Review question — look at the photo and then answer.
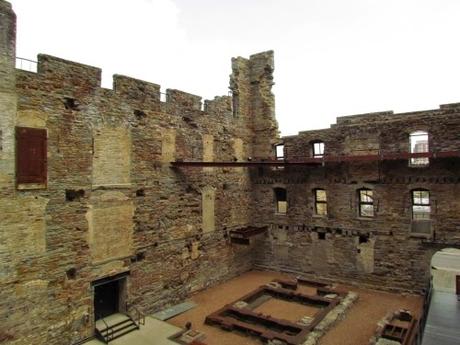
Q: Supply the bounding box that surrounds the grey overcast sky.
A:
[9,0,460,136]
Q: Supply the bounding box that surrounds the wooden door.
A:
[94,280,119,320]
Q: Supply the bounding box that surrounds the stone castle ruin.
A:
[1,1,459,344]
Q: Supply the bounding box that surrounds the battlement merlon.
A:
[204,96,232,116]
[37,54,101,93]
[166,89,202,111]
[336,111,395,126]
[15,52,232,112]
[113,74,160,102]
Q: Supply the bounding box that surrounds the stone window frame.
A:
[313,188,328,217]
[274,186,287,215]
[411,189,431,221]
[275,143,285,161]
[408,130,430,167]
[357,188,374,218]
[311,140,325,158]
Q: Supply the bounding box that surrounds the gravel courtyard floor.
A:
[168,270,423,345]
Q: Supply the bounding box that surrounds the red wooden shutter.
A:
[16,127,47,184]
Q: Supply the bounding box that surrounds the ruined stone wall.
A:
[230,51,279,159]
[251,107,460,292]
[0,2,278,343]
[0,0,16,194]
[3,1,460,344]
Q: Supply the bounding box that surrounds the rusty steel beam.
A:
[171,151,460,168]
[171,161,321,167]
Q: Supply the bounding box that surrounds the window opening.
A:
[412,190,430,220]
[274,188,287,214]
[409,131,429,166]
[276,144,284,161]
[312,141,325,158]
[314,189,327,216]
[358,189,374,217]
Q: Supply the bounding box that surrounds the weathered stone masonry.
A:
[0,1,277,344]
[1,1,460,344]
[251,108,460,292]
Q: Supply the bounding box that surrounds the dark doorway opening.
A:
[94,280,119,320]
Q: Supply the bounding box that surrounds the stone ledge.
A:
[301,291,359,345]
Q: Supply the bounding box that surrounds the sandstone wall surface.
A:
[0,3,277,341]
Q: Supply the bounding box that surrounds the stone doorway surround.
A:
[91,272,129,322]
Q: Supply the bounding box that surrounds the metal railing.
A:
[96,317,113,344]
[126,302,145,327]
[15,57,37,73]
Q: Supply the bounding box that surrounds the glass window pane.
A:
[360,204,374,217]
[316,189,327,202]
[360,190,373,203]
[413,205,430,220]
[277,201,287,214]
[420,191,430,205]
[411,157,429,166]
[410,132,429,153]
[412,190,430,205]
[316,203,327,216]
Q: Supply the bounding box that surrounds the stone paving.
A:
[86,316,181,345]
[422,291,460,345]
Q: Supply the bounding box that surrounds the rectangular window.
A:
[358,189,374,217]
[312,141,325,158]
[16,127,47,185]
[314,189,327,216]
[274,188,287,214]
[412,190,430,220]
[409,131,429,166]
[275,144,284,161]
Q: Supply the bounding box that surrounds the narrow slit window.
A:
[412,190,430,220]
[312,141,325,158]
[409,131,429,166]
[274,187,287,214]
[275,144,284,161]
[232,92,239,117]
[314,189,327,216]
[358,189,374,218]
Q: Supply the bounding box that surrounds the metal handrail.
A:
[126,302,145,326]
[99,317,113,343]
[15,57,37,72]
